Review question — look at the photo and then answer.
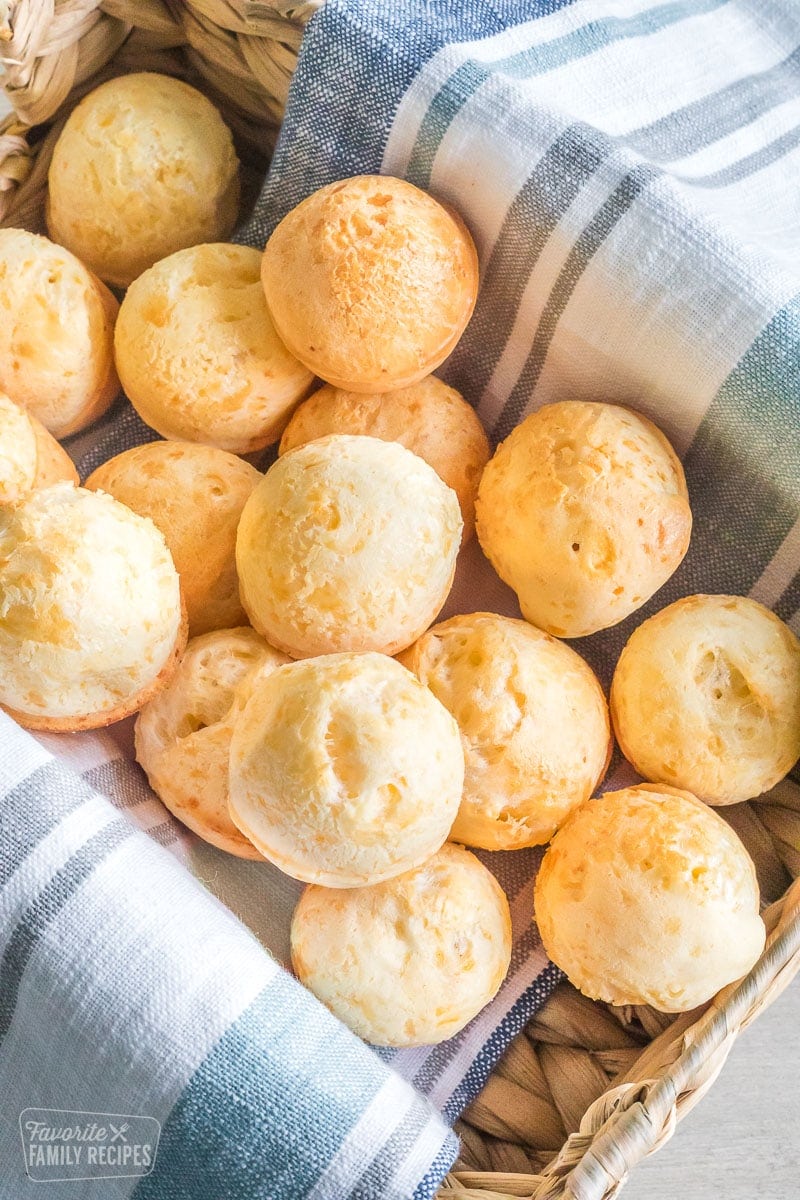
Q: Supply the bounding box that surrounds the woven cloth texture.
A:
[2,0,800,1197]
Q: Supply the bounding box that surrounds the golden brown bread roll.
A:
[47,73,240,288]
[0,392,78,504]
[30,415,80,491]
[611,594,800,804]
[0,392,38,504]
[279,377,490,542]
[135,627,291,857]
[0,228,119,437]
[534,784,766,1011]
[476,401,692,637]
[291,844,512,1045]
[86,441,262,636]
[0,485,186,731]
[261,175,479,392]
[236,434,462,658]
[114,244,314,454]
[228,652,464,886]
[399,612,611,848]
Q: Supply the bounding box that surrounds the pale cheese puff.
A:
[0,228,119,437]
[0,485,185,730]
[114,244,314,454]
[399,612,611,849]
[0,392,78,505]
[476,401,692,637]
[228,652,464,887]
[47,73,240,288]
[292,844,512,1046]
[611,594,800,804]
[135,627,291,858]
[86,441,261,636]
[534,784,765,1012]
[236,435,462,659]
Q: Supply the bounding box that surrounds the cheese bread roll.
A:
[47,73,240,287]
[0,486,185,730]
[135,627,290,857]
[261,175,478,392]
[292,844,512,1045]
[229,652,464,886]
[535,784,765,1011]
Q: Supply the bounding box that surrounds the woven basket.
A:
[2,4,800,1198]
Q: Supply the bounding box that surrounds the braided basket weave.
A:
[2,4,800,1198]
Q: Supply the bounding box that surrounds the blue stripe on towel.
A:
[0,762,92,886]
[678,296,800,594]
[569,297,800,687]
[132,975,455,1200]
[236,0,576,248]
[0,819,136,1044]
[407,0,730,188]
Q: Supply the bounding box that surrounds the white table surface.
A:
[625,978,800,1200]
[2,91,798,1200]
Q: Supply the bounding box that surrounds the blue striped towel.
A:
[3,0,800,1196]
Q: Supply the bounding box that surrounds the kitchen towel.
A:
[3,0,800,1197]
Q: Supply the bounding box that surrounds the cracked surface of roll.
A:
[278,377,490,542]
[0,392,78,504]
[291,844,512,1046]
[236,434,462,658]
[534,784,766,1012]
[114,243,314,454]
[261,175,479,392]
[229,652,465,887]
[611,594,800,804]
[476,401,692,637]
[86,441,261,636]
[399,612,611,849]
[0,485,185,730]
[136,627,290,858]
[47,73,240,288]
[0,229,119,437]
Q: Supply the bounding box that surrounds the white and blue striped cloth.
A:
[3,0,800,1196]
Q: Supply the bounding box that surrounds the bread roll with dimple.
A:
[0,228,119,437]
[292,844,512,1046]
[114,244,314,454]
[534,785,766,1011]
[228,652,465,887]
[47,73,240,288]
[611,594,800,804]
[0,485,185,730]
[399,613,611,849]
[86,441,261,636]
[476,401,692,637]
[261,175,479,392]
[135,628,290,857]
[0,393,77,504]
[236,435,462,658]
[279,377,490,542]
